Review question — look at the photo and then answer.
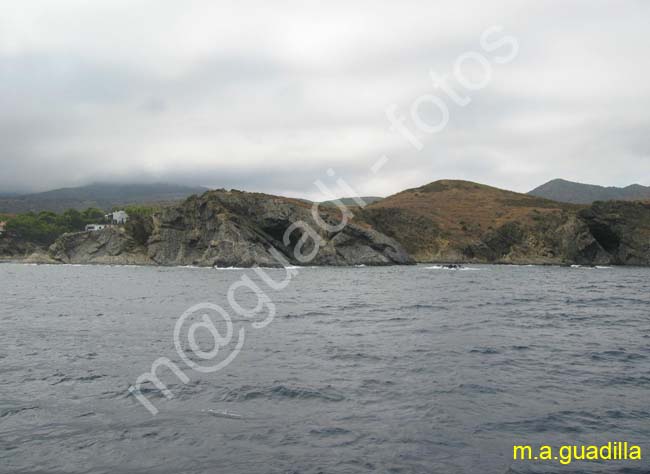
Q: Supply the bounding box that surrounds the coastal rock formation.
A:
[144,190,412,266]
[12,180,650,267]
[461,213,612,265]
[359,180,650,265]
[49,226,153,265]
[0,236,41,261]
[578,201,650,265]
[47,190,413,267]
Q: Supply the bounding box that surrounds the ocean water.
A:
[0,263,649,474]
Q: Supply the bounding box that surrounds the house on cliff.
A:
[105,210,129,224]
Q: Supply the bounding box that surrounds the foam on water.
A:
[425,265,481,271]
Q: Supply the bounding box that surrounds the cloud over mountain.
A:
[1,0,649,197]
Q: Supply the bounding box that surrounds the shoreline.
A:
[1,258,647,269]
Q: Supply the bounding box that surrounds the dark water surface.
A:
[1,263,649,473]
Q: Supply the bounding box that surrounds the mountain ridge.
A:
[0,182,209,213]
[528,178,650,204]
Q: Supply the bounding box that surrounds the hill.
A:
[0,183,208,213]
[320,196,383,207]
[358,180,650,265]
[529,178,650,204]
[4,180,650,266]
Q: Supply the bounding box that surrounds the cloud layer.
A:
[1,0,649,199]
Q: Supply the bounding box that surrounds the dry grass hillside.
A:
[358,180,582,261]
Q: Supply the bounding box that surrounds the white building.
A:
[105,210,129,224]
[85,224,106,232]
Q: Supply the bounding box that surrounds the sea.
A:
[1,263,648,474]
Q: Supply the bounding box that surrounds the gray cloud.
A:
[0,0,648,196]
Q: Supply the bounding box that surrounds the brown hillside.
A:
[358,180,582,262]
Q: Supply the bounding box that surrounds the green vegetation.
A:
[3,208,107,245]
[121,205,157,219]
[1,205,161,246]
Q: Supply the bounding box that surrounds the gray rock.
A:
[48,190,413,267]
[49,227,153,265]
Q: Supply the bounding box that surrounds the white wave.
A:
[571,264,608,270]
[425,265,480,271]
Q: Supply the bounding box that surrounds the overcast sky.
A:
[1,0,648,199]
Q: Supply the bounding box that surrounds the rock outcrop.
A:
[49,226,153,265]
[577,201,650,265]
[47,190,413,267]
[460,203,650,265]
[0,236,41,261]
[461,212,613,265]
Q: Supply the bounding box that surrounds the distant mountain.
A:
[529,179,650,204]
[0,183,209,213]
[320,196,383,207]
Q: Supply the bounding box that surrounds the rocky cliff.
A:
[48,227,152,265]
[46,190,413,267]
[577,201,650,265]
[11,181,650,267]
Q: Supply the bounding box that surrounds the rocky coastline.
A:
[8,190,413,267]
[2,183,649,267]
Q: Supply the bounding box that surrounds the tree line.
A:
[1,205,157,245]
